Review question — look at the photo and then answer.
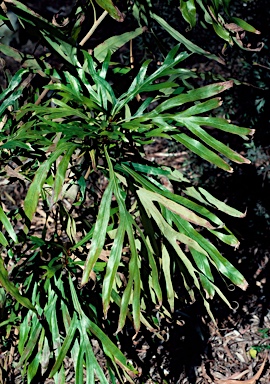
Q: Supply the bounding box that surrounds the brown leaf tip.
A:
[220,80,234,91]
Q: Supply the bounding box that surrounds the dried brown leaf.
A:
[214,357,267,384]
[225,23,244,33]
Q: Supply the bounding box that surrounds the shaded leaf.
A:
[0,258,37,313]
[53,144,78,203]
[180,0,196,28]
[24,143,73,221]
[49,314,78,377]
[152,13,225,64]
[231,17,261,34]
[0,206,18,243]
[94,0,124,21]
[81,181,113,285]
[94,27,146,62]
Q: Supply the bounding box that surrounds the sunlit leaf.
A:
[174,133,233,172]
[137,187,216,229]
[149,81,233,115]
[198,188,246,217]
[162,245,174,312]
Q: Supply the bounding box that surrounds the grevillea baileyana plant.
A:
[0,0,260,382]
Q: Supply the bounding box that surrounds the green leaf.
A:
[105,149,141,335]
[198,188,246,217]
[211,0,220,10]
[209,229,240,247]
[7,0,79,67]
[0,43,51,75]
[173,215,247,289]
[212,22,232,43]
[0,68,28,102]
[112,45,189,115]
[0,87,25,117]
[173,133,233,172]
[102,220,126,316]
[199,273,215,298]
[120,164,224,226]
[174,97,222,117]
[27,350,42,384]
[94,27,146,62]
[151,13,225,64]
[137,188,215,229]
[53,144,77,203]
[189,247,213,281]
[162,245,174,312]
[140,81,178,92]
[94,0,124,21]
[0,258,37,313]
[24,142,71,221]
[81,181,113,285]
[69,275,135,377]
[0,232,8,247]
[178,120,250,164]
[86,317,136,377]
[137,229,162,306]
[149,81,234,115]
[16,317,42,367]
[231,17,261,34]
[49,314,78,377]
[0,206,18,243]
[179,116,254,138]
[179,0,197,28]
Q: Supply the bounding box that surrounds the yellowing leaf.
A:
[249,348,257,359]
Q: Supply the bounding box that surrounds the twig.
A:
[130,39,134,69]
[253,62,270,71]
[35,80,53,105]
[36,9,107,104]
[79,10,108,47]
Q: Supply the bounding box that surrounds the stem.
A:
[35,80,53,105]
[79,10,108,47]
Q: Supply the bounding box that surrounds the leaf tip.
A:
[239,279,248,291]
[221,80,234,91]
[115,6,125,22]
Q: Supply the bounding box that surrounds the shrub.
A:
[0,0,260,382]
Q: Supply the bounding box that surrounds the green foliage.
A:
[179,0,258,41]
[0,0,258,382]
[133,0,263,53]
